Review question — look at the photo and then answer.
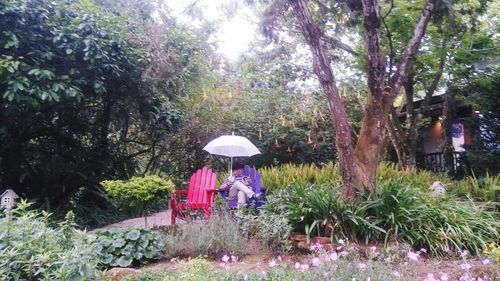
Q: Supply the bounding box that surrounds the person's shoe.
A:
[251,193,263,201]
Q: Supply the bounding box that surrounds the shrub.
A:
[0,201,102,280]
[269,179,499,256]
[101,175,174,218]
[363,179,499,256]
[94,227,165,267]
[451,172,500,201]
[236,203,293,253]
[162,213,248,259]
[267,183,375,241]
[259,162,342,194]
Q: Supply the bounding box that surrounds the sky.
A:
[165,0,258,61]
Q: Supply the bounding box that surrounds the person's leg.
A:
[231,181,255,199]
[237,191,247,207]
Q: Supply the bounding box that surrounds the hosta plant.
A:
[94,227,165,267]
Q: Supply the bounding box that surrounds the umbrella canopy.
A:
[203,135,260,157]
[203,134,260,176]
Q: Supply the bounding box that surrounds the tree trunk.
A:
[288,0,357,200]
[288,0,435,200]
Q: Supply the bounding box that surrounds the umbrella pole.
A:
[229,156,233,177]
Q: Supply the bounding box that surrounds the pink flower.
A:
[460,263,472,271]
[231,255,237,262]
[300,263,310,271]
[424,273,437,281]
[338,239,345,245]
[221,255,230,263]
[370,246,377,252]
[440,273,449,281]
[294,262,301,269]
[391,271,401,277]
[358,262,367,269]
[329,252,338,261]
[459,250,469,258]
[268,259,276,267]
[340,251,349,257]
[407,250,420,261]
[312,257,321,267]
[277,256,282,261]
[262,271,267,277]
[420,248,427,254]
[482,259,490,265]
[310,243,323,251]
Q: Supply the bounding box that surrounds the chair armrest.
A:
[172,190,188,202]
[174,190,189,195]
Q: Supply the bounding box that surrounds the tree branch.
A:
[362,0,386,97]
[381,0,395,77]
[389,0,435,95]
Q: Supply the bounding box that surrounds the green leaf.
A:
[112,238,126,248]
[116,256,133,267]
[126,229,140,241]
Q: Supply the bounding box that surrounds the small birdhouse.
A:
[1,189,19,209]
[430,181,446,195]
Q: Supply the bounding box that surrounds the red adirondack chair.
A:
[170,166,217,225]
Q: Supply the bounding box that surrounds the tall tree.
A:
[280,0,437,200]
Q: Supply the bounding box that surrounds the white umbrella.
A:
[203,133,261,176]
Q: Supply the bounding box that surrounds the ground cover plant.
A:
[126,255,416,281]
[0,201,102,280]
[94,227,165,268]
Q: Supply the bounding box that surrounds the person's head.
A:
[232,161,244,176]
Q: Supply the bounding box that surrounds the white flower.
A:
[268,259,276,267]
[312,257,321,267]
[340,251,349,257]
[231,255,237,262]
[407,250,420,261]
[338,239,345,244]
[262,271,267,277]
[419,248,427,254]
[330,252,338,261]
[221,255,230,263]
[391,270,401,277]
[481,259,490,265]
[277,256,282,261]
[370,246,377,252]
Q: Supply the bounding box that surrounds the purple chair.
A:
[220,165,266,208]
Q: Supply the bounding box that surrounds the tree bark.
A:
[288,0,357,200]
[288,0,435,200]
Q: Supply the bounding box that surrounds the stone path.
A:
[93,209,176,231]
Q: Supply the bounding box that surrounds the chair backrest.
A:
[243,165,262,194]
[187,166,217,204]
